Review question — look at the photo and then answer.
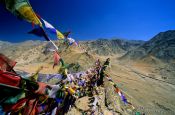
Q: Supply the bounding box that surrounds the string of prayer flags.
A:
[2,0,42,26]
[41,18,64,39]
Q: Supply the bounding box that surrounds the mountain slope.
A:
[0,38,144,63]
[1,36,175,114]
[80,39,144,56]
[120,30,175,88]
[121,30,175,62]
[0,40,12,49]
[0,40,43,60]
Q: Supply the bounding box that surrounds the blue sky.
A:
[0,0,175,42]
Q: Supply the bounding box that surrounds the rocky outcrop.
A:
[104,78,135,115]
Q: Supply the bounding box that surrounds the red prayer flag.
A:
[23,99,38,115]
[3,98,28,112]
[53,51,60,68]
[0,70,21,87]
[32,22,35,28]
[0,53,16,72]
[115,87,120,93]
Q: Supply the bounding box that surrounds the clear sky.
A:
[0,0,175,42]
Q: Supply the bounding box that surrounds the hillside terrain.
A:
[122,30,175,62]
[0,31,175,114]
[80,39,144,56]
[121,30,175,85]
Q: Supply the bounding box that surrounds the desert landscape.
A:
[1,30,175,115]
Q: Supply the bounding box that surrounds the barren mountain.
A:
[80,38,144,56]
[0,40,12,49]
[0,35,175,114]
[122,30,175,62]
[120,30,175,90]
[0,38,144,67]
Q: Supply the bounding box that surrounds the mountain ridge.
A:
[0,38,145,58]
[121,30,175,62]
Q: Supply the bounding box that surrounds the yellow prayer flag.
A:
[56,30,65,39]
[17,5,42,26]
